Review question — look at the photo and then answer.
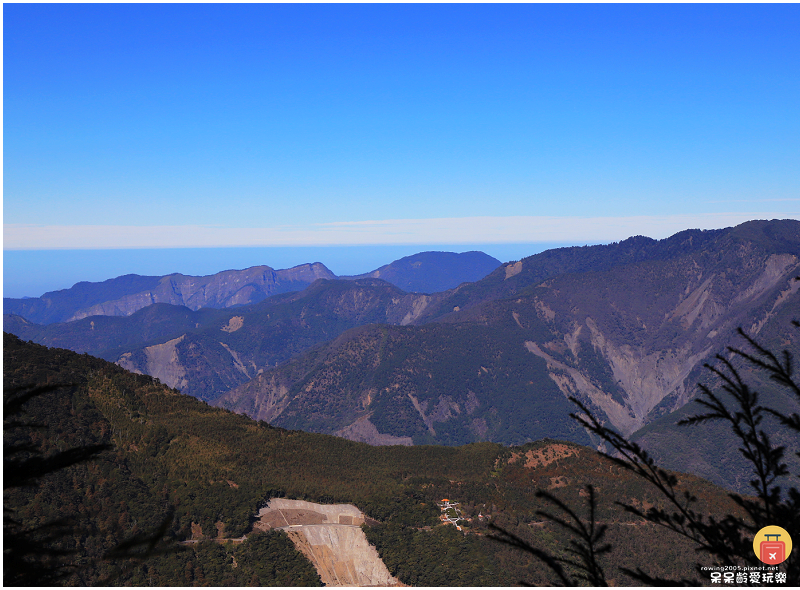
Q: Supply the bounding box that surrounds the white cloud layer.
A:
[5,213,798,250]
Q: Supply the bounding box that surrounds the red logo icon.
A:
[760,534,786,564]
[753,526,792,565]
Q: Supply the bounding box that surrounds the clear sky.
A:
[4,3,800,296]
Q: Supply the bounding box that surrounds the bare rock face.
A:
[524,251,800,436]
[334,416,414,446]
[219,372,295,423]
[255,499,400,587]
[117,335,190,392]
[504,260,523,279]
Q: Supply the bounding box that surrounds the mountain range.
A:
[217,222,800,451]
[3,250,501,325]
[5,220,800,494]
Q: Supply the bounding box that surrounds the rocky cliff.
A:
[519,252,800,435]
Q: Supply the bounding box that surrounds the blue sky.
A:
[4,4,800,296]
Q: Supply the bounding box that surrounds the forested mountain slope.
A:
[218,320,592,447]
[4,334,750,586]
[5,303,230,361]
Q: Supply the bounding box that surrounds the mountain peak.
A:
[344,250,501,294]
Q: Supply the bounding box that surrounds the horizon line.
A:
[5,213,798,251]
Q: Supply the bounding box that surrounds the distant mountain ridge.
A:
[410,222,799,324]
[3,263,336,324]
[341,250,501,294]
[3,251,501,325]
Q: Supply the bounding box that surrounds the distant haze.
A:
[2,243,573,299]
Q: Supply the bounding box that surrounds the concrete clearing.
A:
[256,499,401,587]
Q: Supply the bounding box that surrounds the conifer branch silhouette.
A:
[4,383,181,586]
